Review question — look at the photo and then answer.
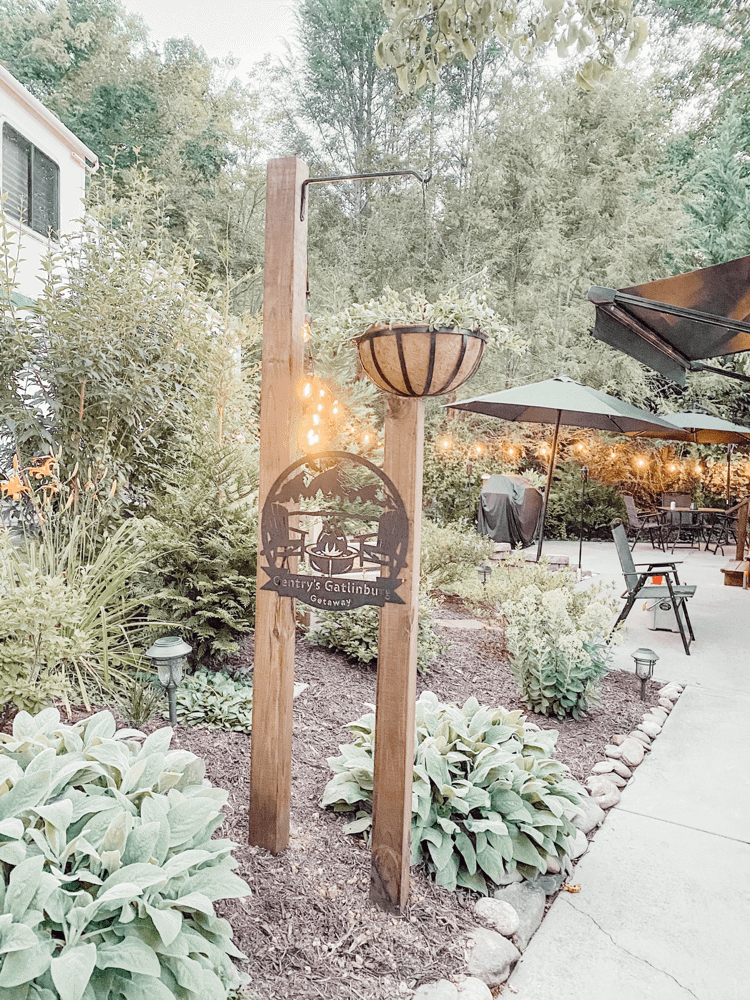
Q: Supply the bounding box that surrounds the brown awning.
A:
[588,255,750,386]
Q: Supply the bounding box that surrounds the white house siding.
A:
[0,65,97,302]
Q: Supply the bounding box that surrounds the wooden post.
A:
[370,396,424,913]
[248,156,308,852]
[736,497,749,563]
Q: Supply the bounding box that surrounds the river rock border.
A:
[410,683,684,998]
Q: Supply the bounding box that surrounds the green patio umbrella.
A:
[628,411,750,502]
[448,375,683,561]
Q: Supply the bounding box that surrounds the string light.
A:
[307,430,319,446]
[312,414,320,426]
[319,389,325,398]
[610,451,616,459]
[363,434,370,445]
[317,404,323,412]
[637,459,645,467]
[474,443,483,454]
[332,406,339,415]
[669,464,677,472]
[303,383,312,398]
[441,438,451,449]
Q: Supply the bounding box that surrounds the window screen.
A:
[2,123,59,238]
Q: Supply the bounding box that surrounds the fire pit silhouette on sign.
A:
[260,451,408,610]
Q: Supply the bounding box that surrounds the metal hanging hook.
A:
[300,168,433,221]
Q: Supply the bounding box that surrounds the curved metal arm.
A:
[300,169,432,221]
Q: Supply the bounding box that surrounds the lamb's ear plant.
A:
[322,692,583,893]
[174,670,254,733]
[0,707,250,999]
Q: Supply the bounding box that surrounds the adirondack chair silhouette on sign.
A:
[611,520,697,655]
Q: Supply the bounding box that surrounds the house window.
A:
[2,123,59,239]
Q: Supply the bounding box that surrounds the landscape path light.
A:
[631,647,659,701]
[145,636,192,724]
[477,563,493,588]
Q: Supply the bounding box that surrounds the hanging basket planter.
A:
[353,324,487,398]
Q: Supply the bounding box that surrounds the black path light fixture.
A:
[631,647,659,701]
[477,562,493,588]
[144,636,192,724]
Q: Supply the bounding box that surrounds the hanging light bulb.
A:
[442,438,451,449]
[669,464,677,472]
[303,383,312,398]
[319,389,325,398]
[475,443,483,454]
[610,451,616,459]
[332,406,339,415]
[364,434,370,445]
[312,414,320,426]
[317,404,323,412]
[307,429,319,446]
[637,458,645,467]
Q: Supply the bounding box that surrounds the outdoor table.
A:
[657,506,726,551]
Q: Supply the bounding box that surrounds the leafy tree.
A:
[376,0,648,93]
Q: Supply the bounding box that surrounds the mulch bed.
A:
[36,601,661,1000]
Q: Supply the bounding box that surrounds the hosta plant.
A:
[322,692,583,892]
[504,584,618,720]
[0,707,250,1000]
[174,671,254,733]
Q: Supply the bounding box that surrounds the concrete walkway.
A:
[507,539,750,1000]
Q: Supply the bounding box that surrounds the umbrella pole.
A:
[578,465,588,571]
[727,444,733,504]
[536,410,562,562]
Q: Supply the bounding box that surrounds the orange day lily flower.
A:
[1,475,30,500]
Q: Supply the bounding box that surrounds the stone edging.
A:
[409,682,684,999]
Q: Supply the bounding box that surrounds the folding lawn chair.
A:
[611,520,697,655]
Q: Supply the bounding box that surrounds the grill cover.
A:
[478,475,542,548]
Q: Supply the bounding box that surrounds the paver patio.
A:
[507,539,750,1000]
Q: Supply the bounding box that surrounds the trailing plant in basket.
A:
[322,692,583,892]
[0,707,250,999]
[504,585,618,719]
[316,284,526,349]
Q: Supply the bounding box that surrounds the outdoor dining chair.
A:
[611,520,697,655]
[621,495,665,551]
[705,498,748,555]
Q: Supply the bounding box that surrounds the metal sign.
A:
[260,451,408,611]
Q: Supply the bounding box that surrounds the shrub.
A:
[435,549,577,610]
[174,670,254,733]
[307,590,449,673]
[420,520,493,591]
[144,454,259,663]
[544,462,625,540]
[422,453,485,528]
[504,584,618,719]
[322,692,582,891]
[0,707,250,999]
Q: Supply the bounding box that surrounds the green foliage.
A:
[422,453,485,528]
[440,550,578,609]
[0,706,250,999]
[112,675,166,729]
[420,520,493,591]
[322,691,583,891]
[0,503,158,713]
[0,168,245,496]
[544,462,626,541]
[174,671,254,734]
[325,285,525,351]
[307,591,448,673]
[376,0,646,93]
[504,585,618,720]
[143,453,259,663]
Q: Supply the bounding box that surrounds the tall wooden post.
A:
[248,156,308,852]
[370,396,424,912]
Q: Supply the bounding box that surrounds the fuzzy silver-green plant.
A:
[322,692,583,893]
[174,671,254,733]
[0,707,250,1000]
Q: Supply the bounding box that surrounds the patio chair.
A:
[705,498,748,555]
[611,520,696,655]
[621,495,665,551]
[659,492,704,553]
